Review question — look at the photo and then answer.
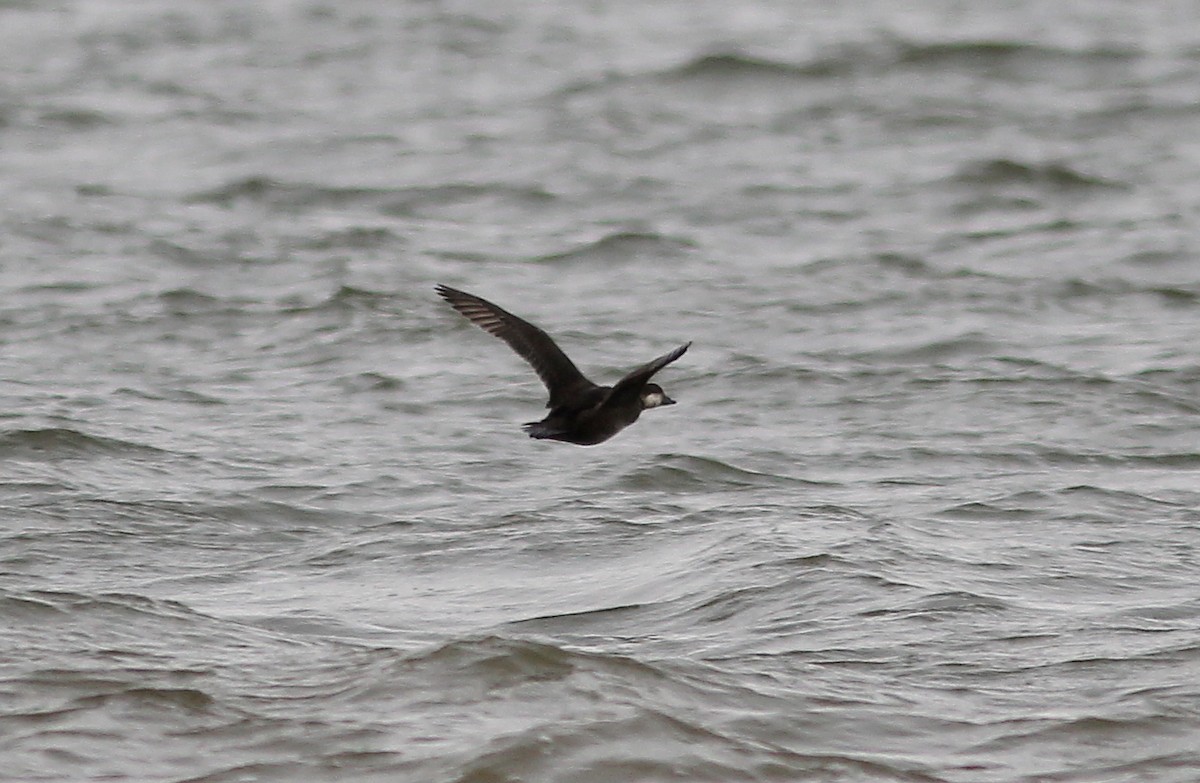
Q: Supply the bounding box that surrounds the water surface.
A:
[2,1,1200,781]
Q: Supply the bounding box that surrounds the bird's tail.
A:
[522,421,564,440]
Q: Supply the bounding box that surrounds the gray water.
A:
[3,1,1200,781]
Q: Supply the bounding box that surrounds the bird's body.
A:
[435,285,689,445]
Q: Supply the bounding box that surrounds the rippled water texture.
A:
[3,1,1200,781]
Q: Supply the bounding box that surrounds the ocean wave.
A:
[290,284,403,314]
[0,590,218,642]
[869,589,1014,618]
[1051,278,1200,308]
[0,427,171,462]
[36,106,114,130]
[663,51,843,82]
[334,371,405,394]
[186,176,557,217]
[534,231,695,264]
[893,38,1137,72]
[937,485,1191,524]
[951,158,1130,192]
[72,685,217,712]
[185,176,387,209]
[654,39,1138,86]
[378,183,558,218]
[615,454,829,491]
[548,38,1144,145]
[847,333,1001,364]
[296,226,396,251]
[410,635,588,687]
[969,712,1197,760]
[388,634,940,783]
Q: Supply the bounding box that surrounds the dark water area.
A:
[2,1,1200,781]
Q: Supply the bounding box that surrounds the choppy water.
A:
[3,1,1200,781]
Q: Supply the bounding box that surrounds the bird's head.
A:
[640,383,676,409]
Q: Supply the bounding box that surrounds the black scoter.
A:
[436,284,690,445]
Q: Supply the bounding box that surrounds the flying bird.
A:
[436,284,690,445]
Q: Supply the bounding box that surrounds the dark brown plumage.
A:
[436,284,690,445]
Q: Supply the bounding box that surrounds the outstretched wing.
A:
[604,342,691,406]
[436,284,596,407]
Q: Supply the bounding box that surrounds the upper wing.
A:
[436,285,595,407]
[604,342,691,406]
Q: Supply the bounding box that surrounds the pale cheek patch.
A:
[643,391,664,408]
